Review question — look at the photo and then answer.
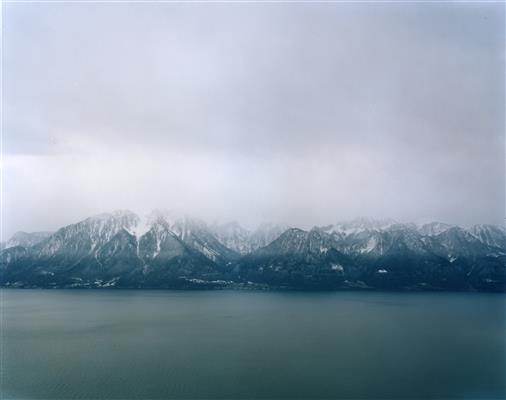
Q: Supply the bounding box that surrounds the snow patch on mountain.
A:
[324,218,397,236]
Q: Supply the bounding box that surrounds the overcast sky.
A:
[2,2,505,237]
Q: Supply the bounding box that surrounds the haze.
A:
[2,2,505,238]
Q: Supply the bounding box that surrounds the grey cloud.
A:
[3,2,504,238]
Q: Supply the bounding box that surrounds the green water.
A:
[1,290,505,399]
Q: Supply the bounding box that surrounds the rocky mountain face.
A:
[1,231,52,250]
[211,222,252,255]
[237,228,360,289]
[1,213,504,291]
[210,222,289,255]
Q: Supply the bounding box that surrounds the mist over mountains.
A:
[1,210,504,291]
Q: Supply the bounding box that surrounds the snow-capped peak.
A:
[326,217,398,236]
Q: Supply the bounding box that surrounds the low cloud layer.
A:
[3,2,505,237]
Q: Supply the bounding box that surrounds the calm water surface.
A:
[1,290,505,399]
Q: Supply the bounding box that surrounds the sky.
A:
[2,2,505,238]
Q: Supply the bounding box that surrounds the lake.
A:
[1,289,505,399]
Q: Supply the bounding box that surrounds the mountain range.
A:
[1,210,504,291]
